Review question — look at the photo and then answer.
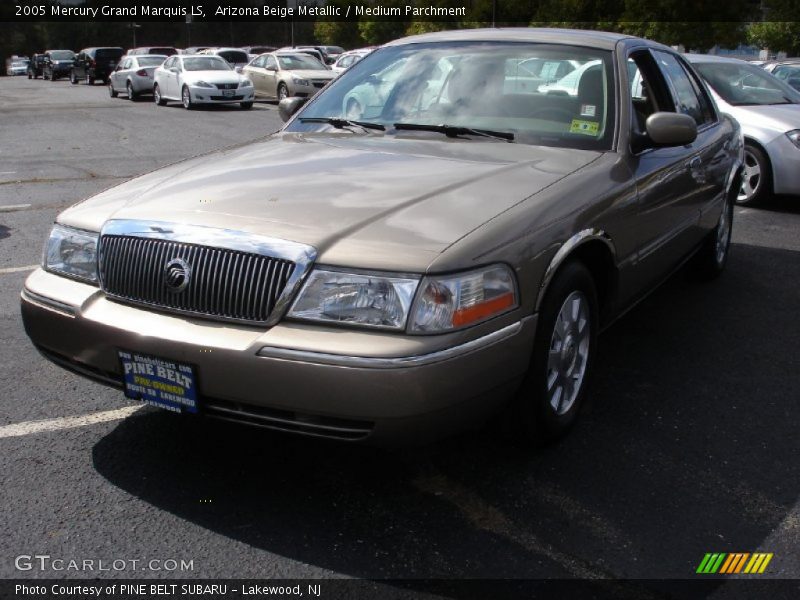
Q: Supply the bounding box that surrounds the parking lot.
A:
[1,74,799,590]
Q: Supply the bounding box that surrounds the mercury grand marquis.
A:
[21,29,743,444]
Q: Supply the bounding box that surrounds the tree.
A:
[747,22,800,55]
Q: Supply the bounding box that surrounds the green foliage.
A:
[747,22,800,55]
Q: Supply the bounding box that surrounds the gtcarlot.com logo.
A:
[15,555,194,572]
[696,552,773,575]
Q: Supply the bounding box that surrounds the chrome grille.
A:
[215,83,237,90]
[99,235,295,324]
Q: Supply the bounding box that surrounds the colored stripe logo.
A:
[696,552,773,574]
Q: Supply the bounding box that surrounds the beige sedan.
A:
[242,52,335,101]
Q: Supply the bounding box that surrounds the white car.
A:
[108,55,166,100]
[153,55,255,110]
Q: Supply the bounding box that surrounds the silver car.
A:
[687,54,800,206]
[108,55,167,100]
[243,52,335,101]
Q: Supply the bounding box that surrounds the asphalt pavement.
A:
[1,75,799,593]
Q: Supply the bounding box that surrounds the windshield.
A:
[694,62,800,106]
[138,57,166,67]
[277,54,326,71]
[218,51,249,64]
[183,57,231,71]
[50,51,74,60]
[290,42,615,150]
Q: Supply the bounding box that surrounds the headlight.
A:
[409,265,517,333]
[288,269,418,330]
[292,77,310,87]
[786,130,800,149]
[194,80,214,88]
[43,224,99,284]
[239,78,252,87]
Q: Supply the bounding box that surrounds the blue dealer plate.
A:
[118,350,198,413]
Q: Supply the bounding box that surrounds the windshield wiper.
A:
[393,122,514,142]
[299,117,385,132]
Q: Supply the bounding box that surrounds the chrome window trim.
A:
[256,320,524,369]
[99,219,317,327]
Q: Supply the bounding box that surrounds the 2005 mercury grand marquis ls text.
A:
[21,29,743,444]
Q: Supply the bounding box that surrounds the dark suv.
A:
[27,54,46,79]
[71,47,124,84]
[42,50,76,81]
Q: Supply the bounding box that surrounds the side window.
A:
[773,66,790,80]
[652,50,713,127]
[164,57,175,69]
[265,56,278,70]
[251,55,266,68]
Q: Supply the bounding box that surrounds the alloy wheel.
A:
[738,148,762,203]
[546,291,591,416]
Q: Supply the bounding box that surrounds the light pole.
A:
[129,23,141,48]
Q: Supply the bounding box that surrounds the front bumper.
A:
[21,269,536,444]
[189,85,254,104]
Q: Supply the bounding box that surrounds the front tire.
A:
[108,81,118,97]
[85,73,94,85]
[240,101,253,109]
[70,71,78,85]
[181,86,193,110]
[153,84,166,106]
[514,262,598,444]
[277,83,289,102]
[737,144,771,206]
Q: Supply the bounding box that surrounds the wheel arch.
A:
[535,230,618,323]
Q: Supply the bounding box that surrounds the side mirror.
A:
[266,65,277,72]
[644,112,697,147]
[278,97,307,122]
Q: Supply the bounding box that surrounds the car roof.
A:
[132,54,167,59]
[684,53,753,65]
[385,27,642,51]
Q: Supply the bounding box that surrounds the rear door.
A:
[244,55,268,95]
[264,55,279,97]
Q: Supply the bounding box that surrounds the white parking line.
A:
[0,204,31,212]
[0,406,142,439]
[0,265,38,274]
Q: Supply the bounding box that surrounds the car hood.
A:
[182,70,243,84]
[58,134,601,272]
[288,69,335,79]
[718,101,800,132]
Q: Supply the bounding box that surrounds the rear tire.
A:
[689,187,734,281]
[86,73,94,85]
[737,144,771,207]
[153,84,166,106]
[512,261,598,445]
[127,81,137,101]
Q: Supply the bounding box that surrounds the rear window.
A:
[149,48,177,56]
[137,57,165,67]
[50,51,74,60]
[96,49,124,60]
[218,51,248,64]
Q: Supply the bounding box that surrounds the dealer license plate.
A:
[222,89,235,97]
[118,350,198,413]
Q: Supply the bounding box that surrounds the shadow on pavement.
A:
[92,243,800,581]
